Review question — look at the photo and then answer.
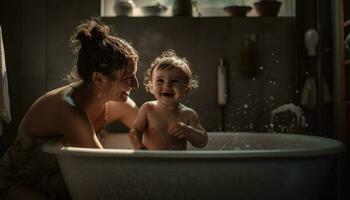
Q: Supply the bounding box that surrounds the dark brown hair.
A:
[144,50,199,91]
[67,17,138,83]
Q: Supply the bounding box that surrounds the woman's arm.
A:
[128,102,150,149]
[105,97,138,128]
[129,129,148,150]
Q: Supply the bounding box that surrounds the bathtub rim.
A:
[42,132,345,158]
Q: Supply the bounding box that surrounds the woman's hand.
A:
[136,144,149,150]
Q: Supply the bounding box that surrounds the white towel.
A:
[0,25,11,135]
[301,77,331,109]
[301,77,317,109]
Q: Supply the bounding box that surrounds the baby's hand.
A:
[168,122,190,139]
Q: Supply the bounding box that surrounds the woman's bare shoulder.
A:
[27,84,71,111]
[24,84,80,134]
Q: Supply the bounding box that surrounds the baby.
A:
[129,50,207,150]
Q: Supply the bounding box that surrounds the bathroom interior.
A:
[0,0,349,199]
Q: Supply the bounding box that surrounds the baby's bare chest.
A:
[147,111,188,132]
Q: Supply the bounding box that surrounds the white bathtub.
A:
[43,132,344,200]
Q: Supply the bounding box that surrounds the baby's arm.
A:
[169,110,207,148]
[129,103,149,150]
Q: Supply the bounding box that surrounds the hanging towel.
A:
[301,77,331,109]
[301,77,317,109]
[0,25,11,135]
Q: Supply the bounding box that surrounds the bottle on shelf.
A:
[114,0,135,16]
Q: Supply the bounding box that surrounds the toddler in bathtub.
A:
[129,50,207,150]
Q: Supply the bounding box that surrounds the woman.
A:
[0,18,139,199]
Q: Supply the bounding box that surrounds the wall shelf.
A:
[101,0,296,17]
[101,16,296,25]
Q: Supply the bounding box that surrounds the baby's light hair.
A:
[144,50,199,92]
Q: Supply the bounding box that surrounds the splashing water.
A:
[270,103,306,133]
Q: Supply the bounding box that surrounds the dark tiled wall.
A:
[100,17,297,132]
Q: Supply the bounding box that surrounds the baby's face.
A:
[149,67,190,105]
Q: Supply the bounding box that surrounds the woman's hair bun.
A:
[67,17,138,83]
[74,17,111,48]
[91,25,110,42]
